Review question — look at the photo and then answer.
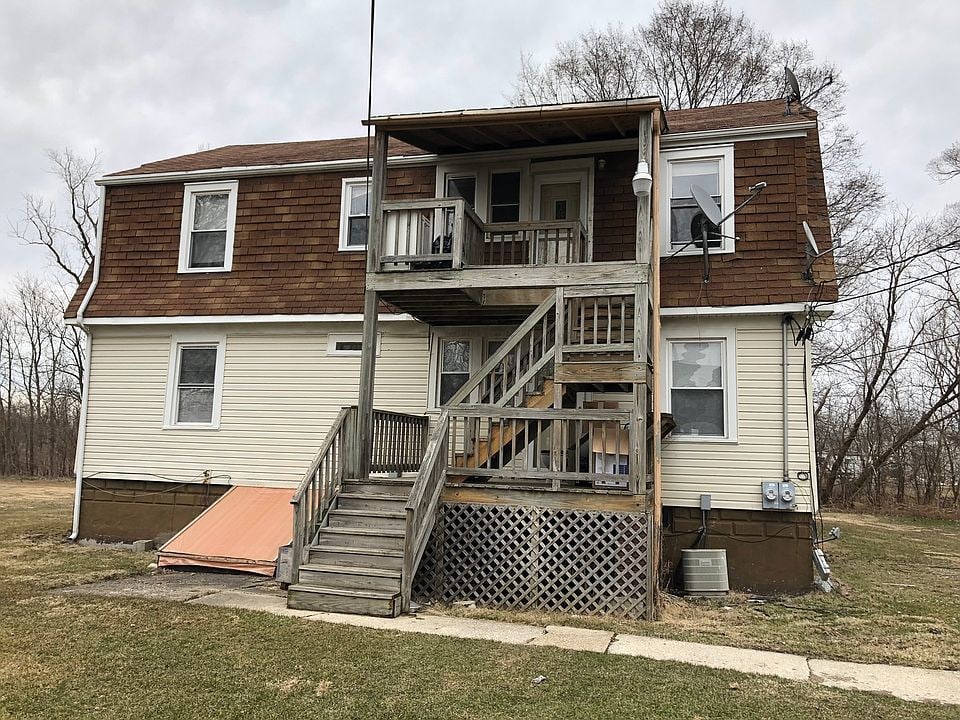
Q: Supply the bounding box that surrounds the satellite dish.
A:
[785,67,801,103]
[802,221,819,256]
[784,66,834,115]
[802,220,835,282]
[690,213,720,245]
[690,184,723,226]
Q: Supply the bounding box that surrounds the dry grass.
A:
[0,478,957,719]
[432,510,960,670]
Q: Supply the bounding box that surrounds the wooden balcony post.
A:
[358,129,389,479]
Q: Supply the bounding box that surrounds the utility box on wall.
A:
[761,481,797,511]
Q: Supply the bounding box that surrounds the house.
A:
[66,97,837,619]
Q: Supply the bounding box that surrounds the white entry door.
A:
[533,169,590,263]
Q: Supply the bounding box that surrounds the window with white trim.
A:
[660,146,734,256]
[668,339,728,438]
[165,335,225,428]
[438,339,472,405]
[339,178,370,250]
[178,181,238,272]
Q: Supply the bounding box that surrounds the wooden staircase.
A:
[453,378,575,473]
[287,477,411,617]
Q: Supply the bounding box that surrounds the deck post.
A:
[648,109,664,619]
[357,130,389,479]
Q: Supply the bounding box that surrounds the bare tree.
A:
[816,209,960,506]
[508,1,885,250]
[928,141,960,183]
[11,148,99,287]
[637,1,771,109]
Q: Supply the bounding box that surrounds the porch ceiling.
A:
[367,98,664,154]
[382,288,535,326]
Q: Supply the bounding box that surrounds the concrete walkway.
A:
[58,574,960,707]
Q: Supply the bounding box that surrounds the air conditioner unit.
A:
[682,549,729,597]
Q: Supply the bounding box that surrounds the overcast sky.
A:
[2,0,958,291]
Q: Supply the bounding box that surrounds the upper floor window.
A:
[660,146,734,256]
[340,178,370,251]
[489,171,521,223]
[178,181,238,273]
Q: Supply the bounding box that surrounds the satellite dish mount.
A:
[688,182,768,282]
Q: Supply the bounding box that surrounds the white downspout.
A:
[782,315,791,484]
[69,184,105,540]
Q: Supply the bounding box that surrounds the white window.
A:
[178,181,238,272]
[666,338,736,440]
[164,334,226,429]
[660,146,734,256]
[327,333,381,357]
[339,178,370,251]
[437,339,472,405]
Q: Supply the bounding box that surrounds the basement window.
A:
[165,335,226,429]
[178,181,238,272]
[339,178,370,250]
[660,146,734,256]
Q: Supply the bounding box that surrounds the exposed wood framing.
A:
[369,261,649,293]
[358,130,390,478]
[441,485,649,512]
[649,107,664,619]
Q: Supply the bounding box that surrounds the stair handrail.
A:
[289,406,355,583]
[444,294,557,407]
[400,409,450,612]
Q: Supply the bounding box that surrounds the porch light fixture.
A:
[632,160,652,198]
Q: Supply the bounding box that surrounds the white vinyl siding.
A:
[660,315,814,512]
[82,321,429,487]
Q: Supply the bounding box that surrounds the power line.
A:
[834,238,960,283]
[822,329,960,365]
[814,263,960,308]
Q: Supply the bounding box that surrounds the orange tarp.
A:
[158,486,294,576]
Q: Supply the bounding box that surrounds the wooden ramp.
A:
[158,486,293,576]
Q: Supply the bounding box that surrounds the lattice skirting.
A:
[414,502,651,619]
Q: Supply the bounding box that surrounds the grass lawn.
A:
[437,511,960,671]
[0,478,957,720]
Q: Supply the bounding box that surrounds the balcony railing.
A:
[379,197,589,272]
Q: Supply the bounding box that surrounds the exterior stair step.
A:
[297,563,401,592]
[337,492,408,512]
[287,584,401,617]
[327,509,406,531]
[316,526,406,551]
[341,478,415,496]
[307,545,404,570]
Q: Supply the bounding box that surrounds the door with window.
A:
[534,172,587,263]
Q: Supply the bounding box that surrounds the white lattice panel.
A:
[414,502,650,618]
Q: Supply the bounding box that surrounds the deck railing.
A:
[445,294,557,408]
[379,198,589,271]
[290,406,355,582]
[401,409,449,611]
[559,286,637,360]
[447,406,637,492]
[369,409,430,475]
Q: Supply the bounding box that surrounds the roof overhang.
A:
[366,98,664,154]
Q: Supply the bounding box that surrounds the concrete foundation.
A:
[77,477,230,544]
[662,506,813,594]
